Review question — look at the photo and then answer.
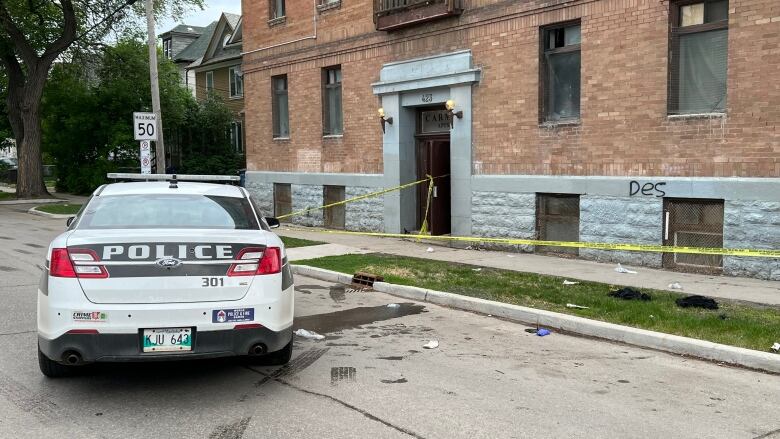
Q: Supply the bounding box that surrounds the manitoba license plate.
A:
[142,327,193,353]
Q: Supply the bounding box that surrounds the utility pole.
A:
[144,0,165,173]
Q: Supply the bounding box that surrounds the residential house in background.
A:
[159,23,212,96]
[240,0,780,281]
[189,13,246,156]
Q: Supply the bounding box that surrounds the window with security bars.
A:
[536,194,580,256]
[322,66,343,135]
[272,75,289,138]
[541,22,581,122]
[663,198,724,272]
[669,0,729,115]
[274,183,292,221]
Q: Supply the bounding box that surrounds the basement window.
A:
[274,183,292,221]
[536,194,580,256]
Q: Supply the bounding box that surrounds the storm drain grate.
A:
[351,272,383,287]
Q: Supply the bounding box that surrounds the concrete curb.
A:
[27,206,73,219]
[0,198,64,205]
[291,264,780,374]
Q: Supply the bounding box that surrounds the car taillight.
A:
[257,247,282,275]
[50,248,76,278]
[50,248,108,279]
[228,247,282,276]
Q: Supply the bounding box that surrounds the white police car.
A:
[37,174,294,377]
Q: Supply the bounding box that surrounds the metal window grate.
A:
[663,198,724,272]
[536,194,580,256]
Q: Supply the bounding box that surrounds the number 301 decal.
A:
[201,277,224,287]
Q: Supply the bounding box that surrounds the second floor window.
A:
[322,67,343,136]
[669,0,728,114]
[206,71,214,93]
[230,66,243,98]
[163,39,172,59]
[272,75,290,138]
[541,22,581,122]
[270,0,285,19]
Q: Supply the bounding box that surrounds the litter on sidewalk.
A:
[609,287,651,301]
[566,303,589,309]
[563,280,579,285]
[536,329,551,336]
[426,247,434,253]
[294,329,325,340]
[614,264,637,274]
[771,343,780,352]
[423,340,439,349]
[668,282,683,289]
[675,295,719,310]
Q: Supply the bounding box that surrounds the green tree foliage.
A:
[43,38,241,194]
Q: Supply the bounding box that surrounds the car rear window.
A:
[77,194,260,230]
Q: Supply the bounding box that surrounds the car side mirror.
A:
[66,217,75,227]
[266,217,280,229]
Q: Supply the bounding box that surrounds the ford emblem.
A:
[155,257,182,269]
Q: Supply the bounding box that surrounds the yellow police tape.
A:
[275,177,780,259]
[276,175,437,220]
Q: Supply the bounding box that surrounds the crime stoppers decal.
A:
[72,311,108,322]
[212,308,254,323]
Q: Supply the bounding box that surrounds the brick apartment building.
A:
[240,0,780,280]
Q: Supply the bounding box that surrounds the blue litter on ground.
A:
[536,329,551,336]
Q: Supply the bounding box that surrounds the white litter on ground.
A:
[472,268,482,272]
[566,303,589,309]
[423,340,439,349]
[563,280,579,285]
[387,303,400,308]
[614,263,637,274]
[668,282,683,289]
[506,255,515,258]
[426,247,434,253]
[771,342,780,352]
[294,329,325,340]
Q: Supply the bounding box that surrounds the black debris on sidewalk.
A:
[608,287,651,301]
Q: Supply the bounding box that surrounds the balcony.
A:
[374,0,463,31]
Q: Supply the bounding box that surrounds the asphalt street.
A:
[0,203,779,438]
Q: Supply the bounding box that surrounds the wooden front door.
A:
[416,139,451,235]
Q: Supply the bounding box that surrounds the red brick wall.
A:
[242,0,780,177]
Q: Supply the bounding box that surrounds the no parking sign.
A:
[140,140,152,174]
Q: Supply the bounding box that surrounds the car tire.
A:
[38,346,76,378]
[247,341,292,366]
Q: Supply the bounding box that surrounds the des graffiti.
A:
[629,181,666,197]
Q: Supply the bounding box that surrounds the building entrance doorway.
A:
[415,136,451,235]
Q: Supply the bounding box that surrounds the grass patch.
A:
[296,253,780,352]
[281,236,325,248]
[0,192,13,201]
[36,203,81,215]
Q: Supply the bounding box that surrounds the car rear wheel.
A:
[38,346,76,378]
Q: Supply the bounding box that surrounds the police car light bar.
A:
[107,173,240,183]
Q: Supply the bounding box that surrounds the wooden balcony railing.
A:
[374,0,462,31]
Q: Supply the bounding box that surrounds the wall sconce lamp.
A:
[445,99,463,128]
[378,107,393,133]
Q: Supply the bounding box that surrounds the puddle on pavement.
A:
[294,303,426,334]
[329,286,346,303]
[381,378,408,384]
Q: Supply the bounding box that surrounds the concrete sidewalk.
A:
[279,226,780,306]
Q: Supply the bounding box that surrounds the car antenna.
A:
[169,174,178,189]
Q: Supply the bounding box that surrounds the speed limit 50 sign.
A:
[133,112,158,141]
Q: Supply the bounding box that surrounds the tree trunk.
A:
[15,72,49,199]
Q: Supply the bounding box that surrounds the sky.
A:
[156,0,241,33]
